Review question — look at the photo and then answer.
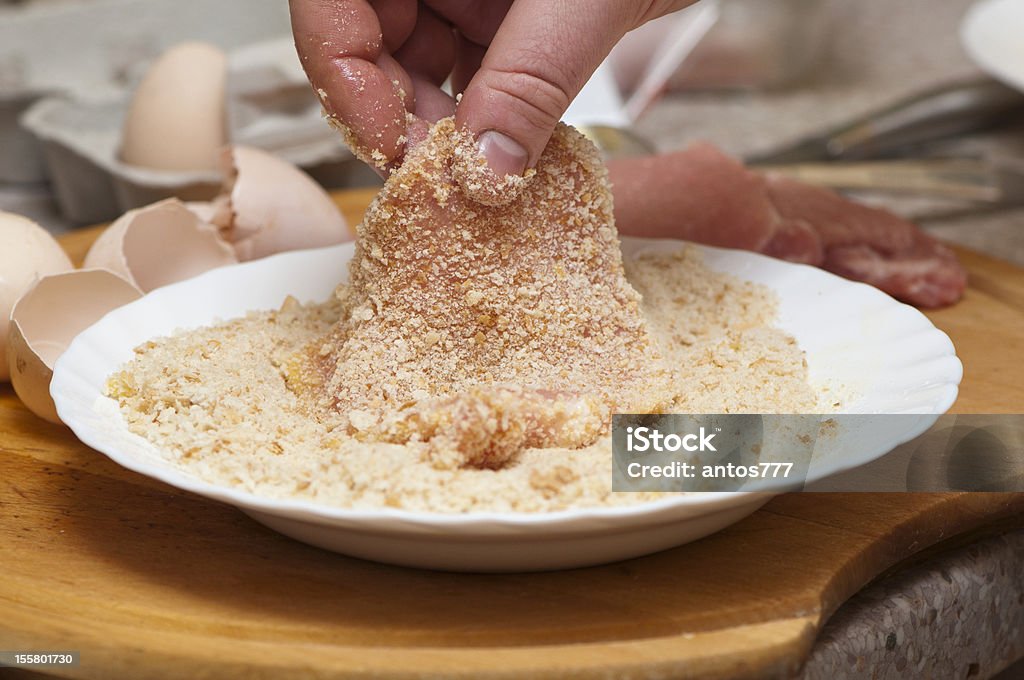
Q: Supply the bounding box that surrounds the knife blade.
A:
[747,78,1024,165]
[759,157,1024,205]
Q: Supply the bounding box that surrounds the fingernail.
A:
[477,130,528,178]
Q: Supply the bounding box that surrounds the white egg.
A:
[213,146,351,261]
[120,42,227,172]
[0,211,73,382]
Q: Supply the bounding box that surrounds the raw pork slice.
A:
[608,143,967,307]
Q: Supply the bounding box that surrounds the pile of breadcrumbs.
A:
[107,247,826,514]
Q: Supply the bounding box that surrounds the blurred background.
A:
[1,0,1023,265]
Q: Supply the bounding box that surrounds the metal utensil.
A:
[760,157,1024,205]
[577,124,658,159]
[747,78,1024,164]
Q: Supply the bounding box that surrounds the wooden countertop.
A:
[1,189,1022,679]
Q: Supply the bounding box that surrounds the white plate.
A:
[961,0,1024,92]
[51,239,961,572]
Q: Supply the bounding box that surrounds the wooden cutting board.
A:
[2,189,1023,680]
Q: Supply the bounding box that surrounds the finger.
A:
[368,0,416,52]
[408,74,457,122]
[405,115,433,148]
[290,0,407,168]
[451,32,485,95]
[454,0,638,177]
[393,4,457,86]
[380,113,432,177]
[377,51,416,111]
[323,58,409,168]
[423,0,512,45]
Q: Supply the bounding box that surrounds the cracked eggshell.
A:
[0,211,74,382]
[184,201,218,223]
[84,198,237,292]
[215,145,351,261]
[120,42,228,172]
[9,269,142,424]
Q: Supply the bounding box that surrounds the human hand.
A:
[290,0,693,176]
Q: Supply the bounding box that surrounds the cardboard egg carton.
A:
[0,91,49,184]
[18,35,362,224]
[0,0,292,185]
[21,96,222,224]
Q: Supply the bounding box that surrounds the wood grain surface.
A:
[1,189,1022,680]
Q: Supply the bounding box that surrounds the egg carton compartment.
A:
[17,32,381,225]
[21,91,376,225]
[0,91,50,184]
[21,96,222,224]
[0,0,291,184]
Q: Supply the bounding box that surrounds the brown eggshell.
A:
[0,211,74,382]
[215,146,351,261]
[8,269,142,424]
[120,42,227,172]
[184,201,218,223]
[84,198,237,292]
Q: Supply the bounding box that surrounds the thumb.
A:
[454,0,641,177]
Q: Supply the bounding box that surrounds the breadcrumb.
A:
[107,249,823,514]
[290,119,675,465]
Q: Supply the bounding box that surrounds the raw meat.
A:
[608,143,967,307]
